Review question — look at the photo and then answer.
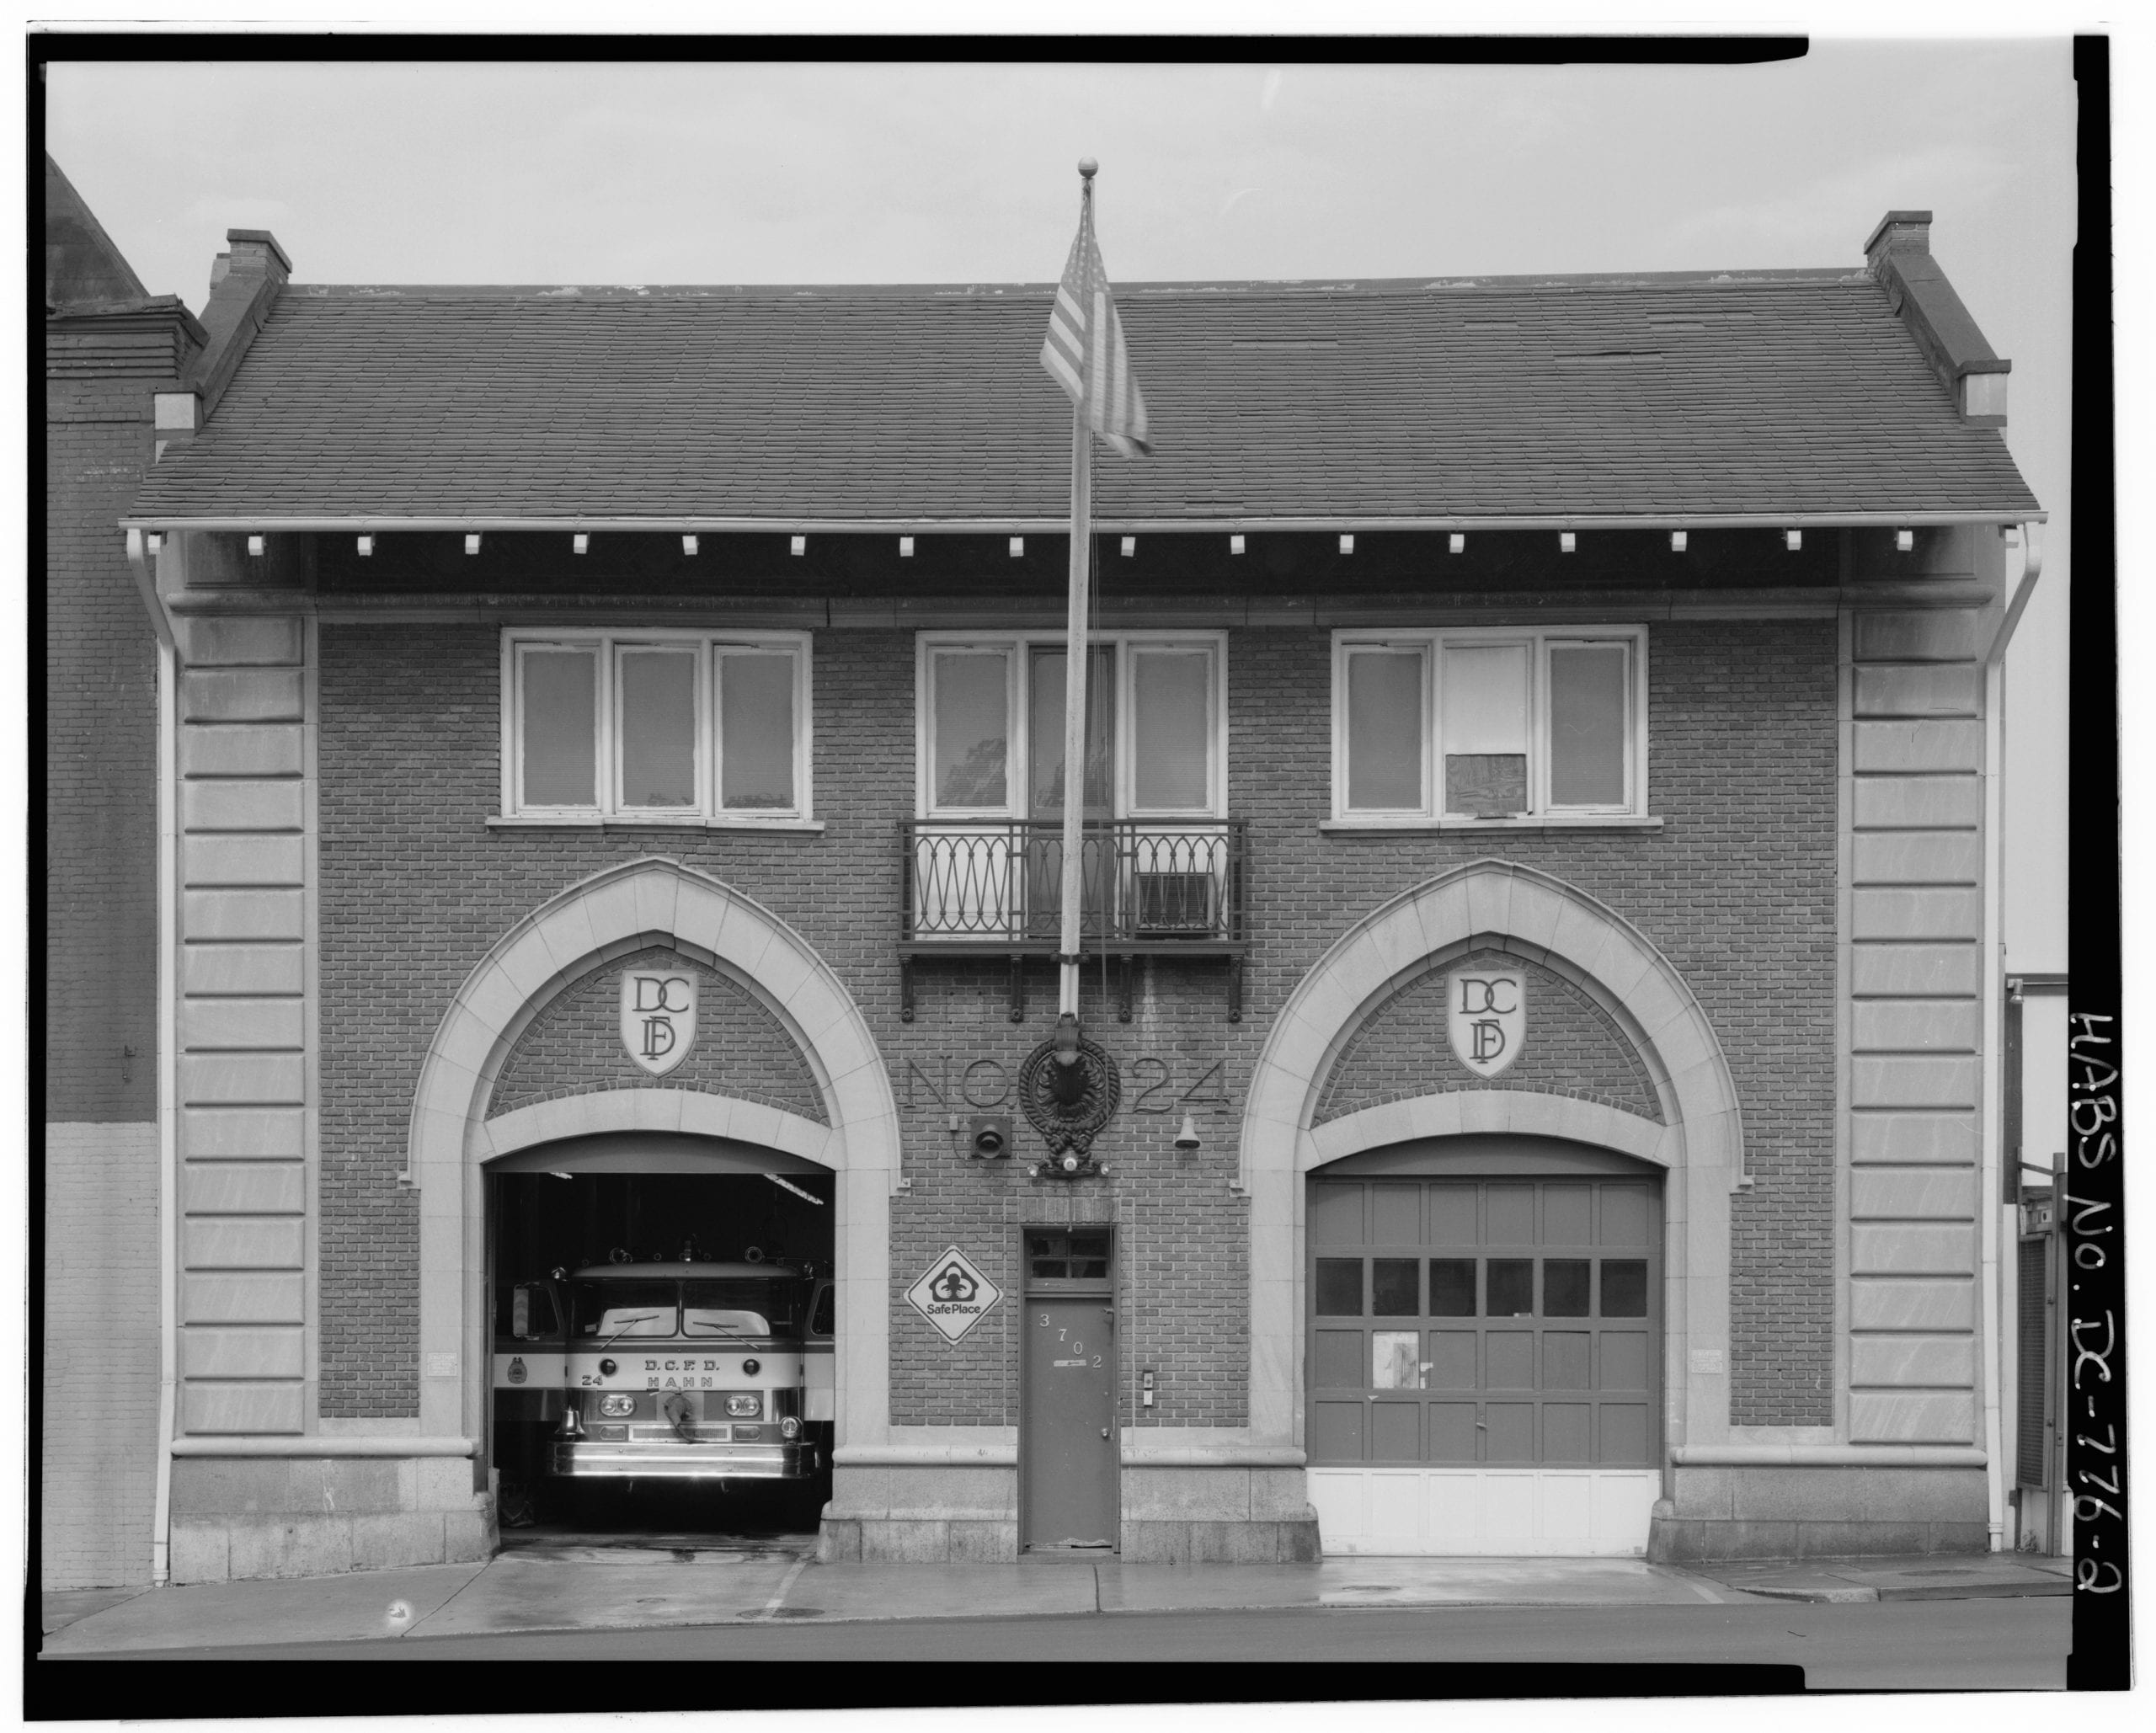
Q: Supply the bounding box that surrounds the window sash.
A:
[920,635,1225,820]
[1333,628,1644,819]
[1342,645,1429,814]
[504,630,809,820]
[613,643,703,813]
[515,641,601,813]
[717,647,803,815]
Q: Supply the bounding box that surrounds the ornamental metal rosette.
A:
[1017,1012,1120,1175]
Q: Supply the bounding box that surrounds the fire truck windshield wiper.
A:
[597,1312,660,1350]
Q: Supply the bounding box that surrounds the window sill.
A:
[488,814,825,834]
[1320,815,1664,835]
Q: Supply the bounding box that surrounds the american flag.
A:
[1039,189,1152,457]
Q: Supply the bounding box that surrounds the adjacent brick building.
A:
[51,192,2047,1581]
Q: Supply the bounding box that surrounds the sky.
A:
[42,42,2079,968]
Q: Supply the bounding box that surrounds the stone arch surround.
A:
[405,856,900,1451]
[1240,858,1749,1458]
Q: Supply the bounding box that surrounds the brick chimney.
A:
[155,227,292,460]
[1864,210,2008,429]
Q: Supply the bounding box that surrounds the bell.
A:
[1173,1112,1201,1153]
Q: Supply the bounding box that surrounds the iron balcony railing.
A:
[901,819,1248,949]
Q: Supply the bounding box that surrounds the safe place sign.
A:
[905,1246,1002,1344]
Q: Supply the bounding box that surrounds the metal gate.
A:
[1305,1144,1662,1555]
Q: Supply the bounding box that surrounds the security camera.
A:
[968,1115,1011,1159]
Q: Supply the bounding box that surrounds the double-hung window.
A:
[1332,627,1646,823]
[504,629,811,822]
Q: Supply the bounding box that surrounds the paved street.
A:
[42,1594,2069,1690]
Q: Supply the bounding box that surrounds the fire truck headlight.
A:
[599,1394,635,1418]
[725,1393,763,1419]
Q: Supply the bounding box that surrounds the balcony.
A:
[899,819,1248,1021]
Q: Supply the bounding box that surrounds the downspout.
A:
[152,628,179,1583]
[1979,520,2045,1553]
[126,529,181,1584]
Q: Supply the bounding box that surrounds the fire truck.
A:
[494,1258,834,1515]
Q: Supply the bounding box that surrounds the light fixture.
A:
[355,534,374,557]
[1558,531,1577,553]
[247,535,264,557]
[1229,533,1246,555]
[1338,533,1355,555]
[1173,1112,1202,1153]
[146,532,163,555]
[899,536,915,557]
[1009,536,1024,557]
[1120,536,1136,557]
[1785,530,1803,552]
[681,534,699,556]
[572,533,590,555]
[789,534,805,556]
[465,533,483,556]
[1061,1153,1081,1174]
[1669,531,1687,553]
[1449,532,1465,555]
[1896,529,1914,553]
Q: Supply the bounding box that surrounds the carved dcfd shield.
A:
[621,969,698,1077]
[1448,968,1525,1080]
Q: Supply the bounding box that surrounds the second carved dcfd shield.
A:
[620,969,698,1077]
[1448,967,1525,1080]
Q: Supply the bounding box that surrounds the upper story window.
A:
[504,629,811,823]
[918,632,1225,820]
[1332,627,1646,823]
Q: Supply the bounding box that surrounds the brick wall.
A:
[491,944,827,1123]
[45,366,160,1122]
[317,616,1834,1428]
[1315,946,1662,1126]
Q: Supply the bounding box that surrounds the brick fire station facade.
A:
[46,166,2048,1585]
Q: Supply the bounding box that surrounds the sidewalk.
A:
[37,1538,2069,1656]
[39,1537,1751,1656]
[1694,1554,2074,1604]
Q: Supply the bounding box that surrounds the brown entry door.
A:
[1021,1229,1118,1550]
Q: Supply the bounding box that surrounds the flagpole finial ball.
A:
[1078,157,1098,179]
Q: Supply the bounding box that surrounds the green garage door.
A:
[1308,1171,1661,1468]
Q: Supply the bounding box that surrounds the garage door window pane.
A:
[1428,1259,1476,1316]
[1544,1259,1591,1318]
[719,651,796,811]
[1347,648,1424,811]
[1315,1259,1364,1316]
[1549,643,1629,808]
[1601,1259,1649,1317]
[520,648,597,808]
[1486,1259,1533,1317]
[1372,1330,1421,1390]
[619,649,698,808]
[1372,1259,1420,1316]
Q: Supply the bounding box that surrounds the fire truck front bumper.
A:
[552,1437,818,1480]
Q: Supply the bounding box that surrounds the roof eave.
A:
[119,509,2048,534]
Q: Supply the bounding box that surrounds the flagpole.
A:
[1058,167,1098,1022]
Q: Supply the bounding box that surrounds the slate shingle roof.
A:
[126,270,2041,525]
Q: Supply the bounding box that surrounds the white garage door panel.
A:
[1309,1467,1657,1555]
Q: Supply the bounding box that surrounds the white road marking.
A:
[753,1552,813,1621]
